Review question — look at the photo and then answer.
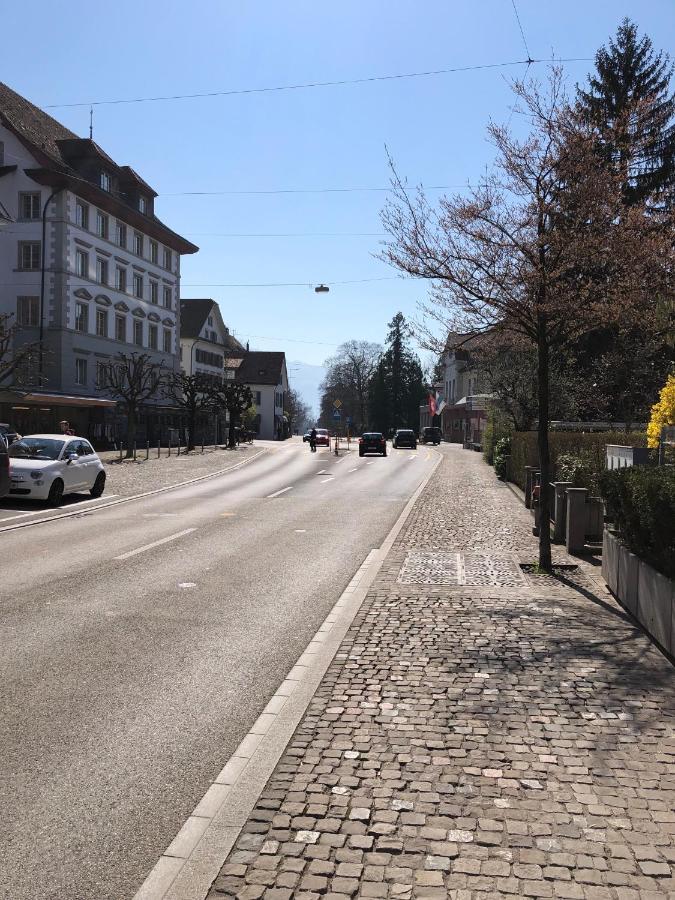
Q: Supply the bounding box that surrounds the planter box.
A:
[603,526,674,658]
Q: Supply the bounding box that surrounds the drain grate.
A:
[398,552,527,586]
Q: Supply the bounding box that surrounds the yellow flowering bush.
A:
[647,373,675,448]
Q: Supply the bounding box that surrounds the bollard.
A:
[177,439,180,456]
[133,441,137,461]
[119,442,123,462]
[552,481,572,543]
[146,440,149,460]
[524,466,537,508]
[566,487,588,554]
[157,440,160,459]
[168,437,171,457]
[201,435,204,454]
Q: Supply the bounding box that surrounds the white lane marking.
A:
[320,478,333,484]
[348,467,358,473]
[0,494,119,523]
[316,470,329,475]
[178,582,197,588]
[366,461,375,465]
[408,455,416,461]
[294,529,307,533]
[114,528,197,560]
[142,512,179,518]
[266,486,293,498]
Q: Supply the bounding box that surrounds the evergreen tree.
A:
[367,313,426,434]
[577,18,675,205]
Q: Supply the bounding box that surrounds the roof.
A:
[444,330,491,354]
[0,82,197,254]
[180,299,246,351]
[235,351,286,386]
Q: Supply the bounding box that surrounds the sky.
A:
[3,1,674,374]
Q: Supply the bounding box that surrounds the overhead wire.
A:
[42,56,592,109]
[509,0,532,62]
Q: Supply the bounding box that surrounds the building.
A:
[234,351,289,440]
[0,82,198,444]
[179,298,245,386]
[420,332,490,444]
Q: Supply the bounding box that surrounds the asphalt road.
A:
[0,437,437,900]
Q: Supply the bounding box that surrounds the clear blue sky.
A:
[4,1,674,366]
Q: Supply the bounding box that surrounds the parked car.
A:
[7,434,106,506]
[359,432,387,457]
[315,428,330,447]
[422,426,442,445]
[0,433,9,499]
[0,423,21,445]
[393,429,417,449]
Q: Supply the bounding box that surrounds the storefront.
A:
[0,391,117,447]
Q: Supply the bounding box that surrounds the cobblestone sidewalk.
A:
[208,445,675,900]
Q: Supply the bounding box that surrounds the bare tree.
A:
[0,313,42,387]
[381,69,673,569]
[319,340,382,432]
[285,387,312,434]
[164,371,212,452]
[208,381,254,448]
[99,352,165,457]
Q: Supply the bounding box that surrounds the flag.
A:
[436,399,447,415]
[428,394,437,415]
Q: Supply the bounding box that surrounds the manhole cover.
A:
[398,552,527,586]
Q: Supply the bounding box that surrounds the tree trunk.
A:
[536,327,552,571]
[125,407,137,459]
[187,409,196,452]
[228,408,237,449]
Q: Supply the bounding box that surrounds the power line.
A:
[184,231,387,237]
[163,184,469,197]
[42,57,591,109]
[181,276,400,288]
[243,334,339,347]
[509,0,532,62]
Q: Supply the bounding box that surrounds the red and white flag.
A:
[428,394,437,415]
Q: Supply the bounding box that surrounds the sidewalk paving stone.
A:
[206,445,675,899]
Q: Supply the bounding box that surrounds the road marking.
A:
[114,528,197,560]
[220,512,236,517]
[366,461,375,465]
[178,582,197,588]
[142,512,179,518]
[294,529,307,533]
[320,477,333,483]
[348,467,358,473]
[266,486,293,498]
[0,494,119,524]
[316,470,329,475]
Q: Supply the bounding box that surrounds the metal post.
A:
[133,441,137,461]
[119,441,123,462]
[157,440,160,459]
[168,436,171,456]
[201,433,204,453]
[146,440,149,460]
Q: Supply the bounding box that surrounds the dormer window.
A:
[138,196,147,214]
[100,171,111,192]
[207,316,214,327]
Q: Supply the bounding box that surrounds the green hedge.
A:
[599,467,675,580]
[509,431,648,491]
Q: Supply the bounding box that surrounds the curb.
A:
[0,448,267,535]
[132,449,443,900]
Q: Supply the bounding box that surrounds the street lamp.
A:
[314,284,329,293]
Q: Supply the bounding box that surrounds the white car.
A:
[8,434,106,506]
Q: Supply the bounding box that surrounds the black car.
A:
[422,426,442,445]
[393,429,417,449]
[0,434,9,499]
[359,432,387,457]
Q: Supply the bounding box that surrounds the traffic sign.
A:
[333,399,342,410]
[332,409,341,420]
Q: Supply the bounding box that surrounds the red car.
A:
[315,428,330,447]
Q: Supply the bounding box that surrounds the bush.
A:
[555,450,601,493]
[509,430,647,491]
[647,373,675,448]
[599,466,675,580]
[493,436,511,479]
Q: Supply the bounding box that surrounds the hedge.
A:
[509,430,647,492]
[599,466,675,580]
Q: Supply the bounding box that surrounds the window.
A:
[116,222,127,248]
[225,368,235,380]
[96,257,108,285]
[163,247,172,270]
[100,171,111,191]
[207,315,214,327]
[149,240,158,264]
[163,286,172,309]
[139,196,147,214]
[115,266,127,291]
[18,241,41,270]
[163,328,172,353]
[149,280,158,304]
[133,273,143,298]
[96,361,108,387]
[96,308,108,337]
[133,232,143,256]
[19,192,41,220]
[75,302,88,333]
[115,314,126,342]
[75,358,87,386]
[133,320,143,346]
[148,324,158,350]
[76,249,89,278]
[16,296,39,327]
[195,348,223,367]
[96,211,108,239]
[254,391,261,405]
[76,201,89,229]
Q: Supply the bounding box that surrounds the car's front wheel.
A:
[90,472,106,498]
[48,478,64,507]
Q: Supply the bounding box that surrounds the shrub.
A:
[555,450,600,493]
[493,436,511,479]
[599,466,675,579]
[509,430,647,491]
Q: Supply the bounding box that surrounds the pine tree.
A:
[367,313,426,435]
[577,18,675,205]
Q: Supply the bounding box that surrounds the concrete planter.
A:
[603,526,674,658]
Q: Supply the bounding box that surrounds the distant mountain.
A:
[288,360,325,421]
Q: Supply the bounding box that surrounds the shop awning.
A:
[5,392,118,409]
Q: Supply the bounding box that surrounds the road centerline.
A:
[114,528,197,561]
[266,486,293,498]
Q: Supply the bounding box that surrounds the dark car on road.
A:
[0,433,9,499]
[359,432,387,457]
[422,426,442,445]
[393,429,417,449]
